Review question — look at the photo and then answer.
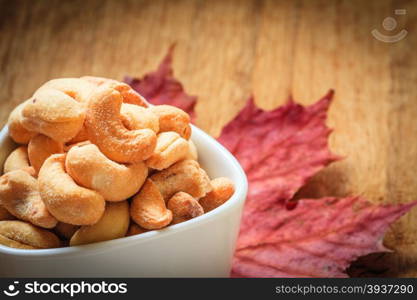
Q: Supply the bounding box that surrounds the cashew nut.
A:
[167,192,204,224]
[0,220,60,249]
[74,77,150,145]
[150,160,212,200]
[28,134,64,174]
[130,179,172,230]
[146,132,190,170]
[81,76,148,107]
[199,177,235,212]
[121,103,159,133]
[38,154,105,225]
[66,143,148,201]
[7,101,36,144]
[85,85,156,163]
[21,89,85,143]
[36,78,95,103]
[3,146,30,174]
[0,170,57,228]
[70,201,130,246]
[149,105,191,139]
[68,103,159,145]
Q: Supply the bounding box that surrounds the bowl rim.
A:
[0,124,248,257]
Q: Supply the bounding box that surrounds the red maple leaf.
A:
[218,95,417,277]
[231,196,416,277]
[126,50,417,278]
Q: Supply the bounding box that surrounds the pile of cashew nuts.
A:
[0,77,235,249]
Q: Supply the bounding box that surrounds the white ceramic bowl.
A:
[0,125,247,277]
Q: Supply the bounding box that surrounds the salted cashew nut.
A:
[150,159,212,200]
[3,146,32,174]
[167,192,204,224]
[20,78,95,143]
[0,220,60,249]
[36,78,95,103]
[81,76,148,107]
[54,222,79,240]
[121,103,159,132]
[199,177,235,212]
[149,105,191,139]
[68,103,158,145]
[28,134,64,174]
[130,179,172,230]
[126,223,148,236]
[21,89,85,142]
[38,154,105,225]
[7,101,36,144]
[85,85,156,163]
[146,132,190,170]
[0,170,57,228]
[70,77,149,144]
[70,201,130,246]
[66,143,148,201]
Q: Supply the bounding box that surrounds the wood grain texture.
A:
[0,0,416,277]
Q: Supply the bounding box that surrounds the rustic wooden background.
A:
[0,0,416,277]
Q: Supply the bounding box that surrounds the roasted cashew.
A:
[28,134,64,174]
[149,105,191,139]
[70,201,130,246]
[38,154,105,225]
[36,78,95,103]
[81,76,148,107]
[0,220,60,249]
[85,85,156,163]
[167,192,204,224]
[150,160,212,200]
[21,78,95,142]
[130,179,172,230]
[0,170,57,228]
[146,132,190,170]
[199,177,235,212]
[69,77,149,144]
[120,103,159,133]
[21,89,85,143]
[3,146,31,174]
[66,143,148,201]
[67,103,158,145]
[7,101,36,144]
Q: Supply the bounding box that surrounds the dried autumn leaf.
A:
[231,197,417,277]
[124,46,197,120]
[217,94,417,277]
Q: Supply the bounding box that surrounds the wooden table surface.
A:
[1,0,416,277]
